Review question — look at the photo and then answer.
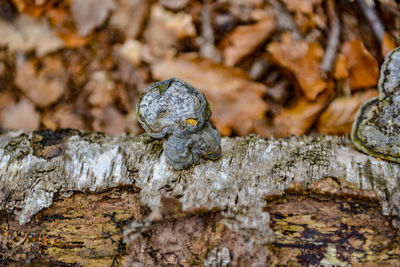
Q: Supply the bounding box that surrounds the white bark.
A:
[0,130,399,239]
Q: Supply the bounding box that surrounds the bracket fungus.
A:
[137,78,221,170]
[352,46,400,163]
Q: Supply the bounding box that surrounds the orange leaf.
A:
[151,54,268,136]
[12,0,58,17]
[47,8,89,48]
[381,32,397,57]
[333,53,349,80]
[341,39,379,90]
[222,17,276,67]
[267,32,327,101]
[281,0,322,14]
[273,87,333,137]
[316,89,378,135]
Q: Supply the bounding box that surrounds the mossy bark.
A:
[0,129,399,266]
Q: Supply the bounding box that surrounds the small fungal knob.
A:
[352,46,400,163]
[136,78,211,138]
[163,122,221,170]
[137,78,221,170]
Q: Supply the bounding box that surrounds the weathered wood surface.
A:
[0,129,399,266]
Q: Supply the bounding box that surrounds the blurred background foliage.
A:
[0,0,398,137]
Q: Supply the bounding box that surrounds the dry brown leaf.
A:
[0,91,16,112]
[47,8,89,48]
[126,111,141,135]
[41,104,86,131]
[159,0,189,10]
[222,17,276,67]
[85,71,116,107]
[267,32,327,100]
[281,0,322,14]
[56,32,89,48]
[281,0,325,32]
[273,87,333,137]
[0,14,64,56]
[15,58,66,108]
[333,53,349,80]
[118,39,142,66]
[11,0,57,17]
[109,0,149,39]
[0,48,15,92]
[70,0,116,37]
[144,4,196,60]
[223,0,265,22]
[91,106,126,135]
[316,89,378,135]
[151,54,268,136]
[341,39,379,90]
[1,99,40,133]
[381,32,397,57]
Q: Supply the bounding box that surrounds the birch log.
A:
[0,129,399,266]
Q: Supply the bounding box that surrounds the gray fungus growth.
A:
[137,78,221,170]
[352,46,400,163]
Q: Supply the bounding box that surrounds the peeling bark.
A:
[0,129,399,266]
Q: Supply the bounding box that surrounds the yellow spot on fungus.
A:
[186,118,198,126]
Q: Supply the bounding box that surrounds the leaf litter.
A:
[0,0,397,137]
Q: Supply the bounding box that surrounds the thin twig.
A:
[321,0,341,74]
[200,0,222,61]
[270,0,300,40]
[356,0,385,43]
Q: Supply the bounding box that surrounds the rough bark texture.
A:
[0,129,399,266]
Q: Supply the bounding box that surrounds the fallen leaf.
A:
[267,32,327,100]
[91,106,126,135]
[316,89,378,135]
[41,104,87,130]
[56,32,89,48]
[118,39,142,66]
[85,71,116,107]
[70,0,116,37]
[381,32,397,57]
[1,99,40,133]
[109,0,149,39]
[281,0,322,14]
[341,39,379,90]
[126,111,142,135]
[221,17,276,66]
[15,58,66,108]
[281,0,325,32]
[252,119,273,137]
[152,4,196,38]
[0,14,64,56]
[0,47,15,91]
[47,8,89,48]
[223,0,264,22]
[333,53,349,80]
[11,0,57,17]
[159,0,189,10]
[144,4,196,60]
[0,91,16,111]
[151,54,268,136]
[273,87,333,137]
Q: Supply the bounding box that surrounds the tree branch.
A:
[0,129,399,265]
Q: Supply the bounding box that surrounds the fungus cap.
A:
[136,78,211,138]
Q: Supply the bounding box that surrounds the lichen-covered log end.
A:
[352,46,400,163]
